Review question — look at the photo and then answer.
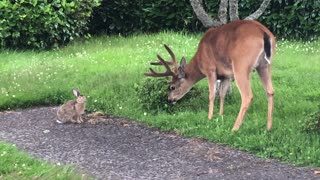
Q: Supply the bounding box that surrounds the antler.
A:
[144,54,176,77]
[144,44,178,77]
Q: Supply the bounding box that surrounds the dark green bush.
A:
[0,0,100,49]
[89,0,319,40]
[301,107,320,134]
[89,0,202,35]
[134,77,204,114]
[258,0,320,41]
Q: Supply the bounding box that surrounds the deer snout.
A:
[168,98,177,104]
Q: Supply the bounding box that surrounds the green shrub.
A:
[301,107,320,134]
[89,0,202,35]
[0,0,100,49]
[89,0,319,40]
[258,0,320,41]
[134,77,204,114]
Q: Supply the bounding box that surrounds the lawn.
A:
[0,32,320,177]
[0,142,88,179]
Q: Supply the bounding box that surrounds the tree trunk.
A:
[218,0,228,24]
[190,0,271,27]
[245,0,271,20]
[229,0,239,21]
[189,0,223,28]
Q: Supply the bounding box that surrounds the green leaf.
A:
[31,0,38,7]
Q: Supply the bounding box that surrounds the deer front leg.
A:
[207,72,217,119]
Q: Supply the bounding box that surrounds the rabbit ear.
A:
[72,89,80,97]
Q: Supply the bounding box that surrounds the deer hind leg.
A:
[219,78,231,115]
[207,72,217,119]
[257,65,274,130]
[232,71,253,131]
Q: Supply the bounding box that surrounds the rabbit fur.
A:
[57,89,86,123]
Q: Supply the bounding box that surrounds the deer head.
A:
[144,45,196,104]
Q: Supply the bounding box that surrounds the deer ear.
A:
[180,57,186,68]
[178,57,187,78]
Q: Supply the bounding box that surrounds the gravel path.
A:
[0,107,318,180]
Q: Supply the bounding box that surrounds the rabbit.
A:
[56,89,86,124]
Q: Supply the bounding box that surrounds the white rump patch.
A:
[264,38,273,64]
[252,48,264,71]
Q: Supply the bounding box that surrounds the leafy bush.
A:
[89,0,319,40]
[0,0,100,49]
[301,107,320,134]
[89,0,201,35]
[134,77,204,114]
[257,0,320,41]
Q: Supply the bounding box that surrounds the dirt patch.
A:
[0,107,318,180]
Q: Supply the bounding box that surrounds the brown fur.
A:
[57,90,86,124]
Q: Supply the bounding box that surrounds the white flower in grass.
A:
[144,112,147,116]
[0,151,6,157]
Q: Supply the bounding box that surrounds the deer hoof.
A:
[267,125,272,131]
[232,126,240,131]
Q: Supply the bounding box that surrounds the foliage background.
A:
[89,0,320,40]
[0,0,100,49]
[1,0,318,49]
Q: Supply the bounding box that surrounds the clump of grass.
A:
[0,142,88,179]
[301,105,320,134]
[134,77,204,114]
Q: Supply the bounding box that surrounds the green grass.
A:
[0,142,89,179]
[0,32,320,177]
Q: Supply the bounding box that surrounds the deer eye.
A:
[169,86,176,91]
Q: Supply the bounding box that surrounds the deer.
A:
[144,20,276,131]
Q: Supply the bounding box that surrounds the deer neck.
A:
[184,57,205,85]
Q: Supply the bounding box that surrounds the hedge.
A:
[1,0,318,49]
[0,0,100,49]
[89,0,320,40]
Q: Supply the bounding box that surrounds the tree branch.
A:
[189,0,223,28]
[245,0,271,20]
[218,0,228,24]
[229,0,239,21]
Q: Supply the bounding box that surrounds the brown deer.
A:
[144,20,275,131]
